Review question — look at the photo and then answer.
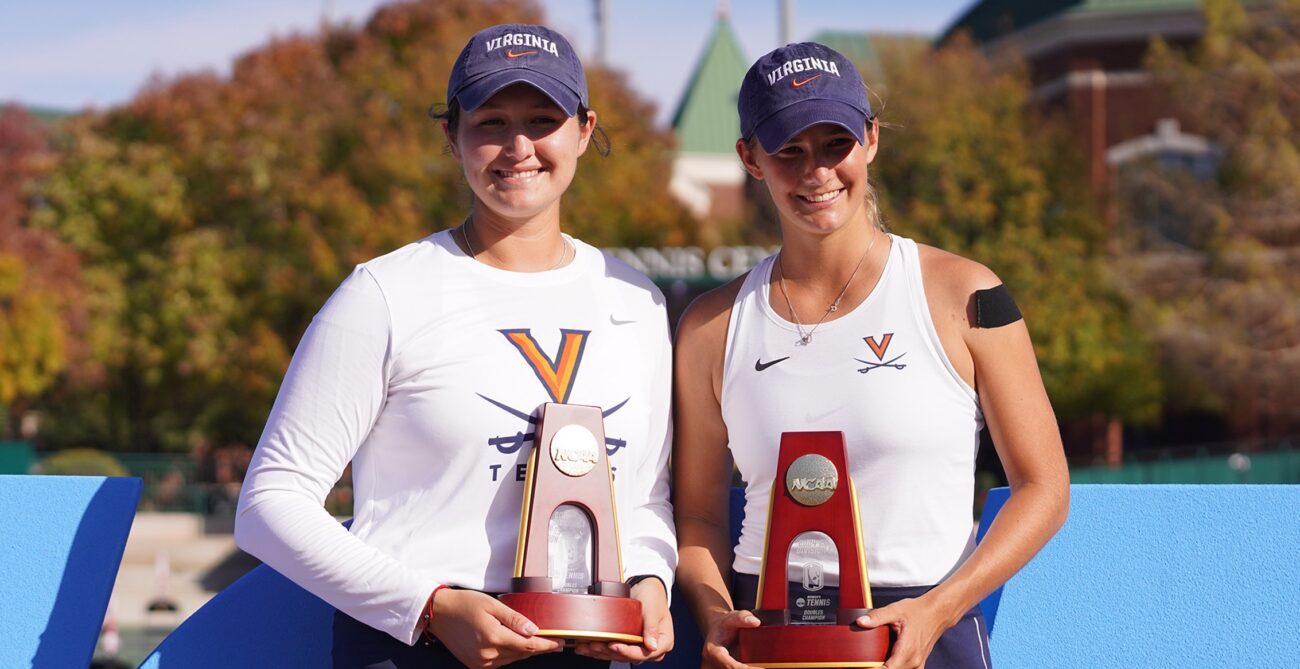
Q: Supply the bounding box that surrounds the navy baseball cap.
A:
[447,24,588,116]
[738,42,873,154]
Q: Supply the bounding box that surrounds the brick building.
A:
[939,0,1235,192]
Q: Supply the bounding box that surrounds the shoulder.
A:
[915,242,1003,329]
[358,231,448,288]
[675,271,747,353]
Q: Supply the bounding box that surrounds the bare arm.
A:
[672,279,760,668]
[858,248,1069,668]
[925,290,1070,624]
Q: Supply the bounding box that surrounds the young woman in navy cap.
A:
[673,42,1069,669]
[236,24,675,668]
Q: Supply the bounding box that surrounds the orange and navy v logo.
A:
[500,329,590,403]
[506,50,537,59]
[792,75,822,88]
[864,333,893,360]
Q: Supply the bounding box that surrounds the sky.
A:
[0,0,976,125]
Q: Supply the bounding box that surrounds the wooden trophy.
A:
[735,431,891,668]
[498,403,643,644]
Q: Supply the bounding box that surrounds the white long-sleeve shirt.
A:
[236,230,676,645]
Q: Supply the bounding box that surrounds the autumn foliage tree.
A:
[30,0,695,451]
[1113,0,1300,436]
[0,105,85,439]
[870,38,1163,433]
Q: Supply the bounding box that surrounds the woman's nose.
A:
[504,131,534,161]
[804,163,835,184]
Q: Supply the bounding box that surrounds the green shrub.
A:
[39,448,129,477]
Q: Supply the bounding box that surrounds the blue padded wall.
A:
[0,475,141,668]
[138,562,335,669]
[138,494,747,668]
[976,484,1300,666]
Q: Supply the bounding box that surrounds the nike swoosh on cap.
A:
[791,75,822,88]
[506,50,537,59]
[755,356,790,371]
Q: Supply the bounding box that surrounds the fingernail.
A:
[522,622,538,635]
[745,616,760,625]
[859,616,871,625]
[646,635,659,650]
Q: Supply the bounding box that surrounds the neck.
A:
[463,201,569,272]
[778,220,882,291]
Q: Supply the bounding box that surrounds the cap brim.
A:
[453,69,582,116]
[753,98,870,154]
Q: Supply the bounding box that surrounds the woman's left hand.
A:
[855,595,952,669]
[574,577,674,663]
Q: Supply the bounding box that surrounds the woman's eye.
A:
[532,116,560,125]
[777,146,803,157]
[478,118,505,127]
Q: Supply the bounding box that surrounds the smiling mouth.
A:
[798,189,842,204]
[495,168,545,179]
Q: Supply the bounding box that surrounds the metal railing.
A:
[114,453,354,516]
[1070,439,1300,484]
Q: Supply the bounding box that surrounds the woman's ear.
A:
[441,120,462,161]
[864,119,879,165]
[736,138,764,180]
[577,109,597,155]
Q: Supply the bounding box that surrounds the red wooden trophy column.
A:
[736,431,890,668]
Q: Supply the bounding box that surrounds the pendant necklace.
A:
[776,231,880,346]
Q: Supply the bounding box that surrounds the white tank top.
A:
[721,234,983,588]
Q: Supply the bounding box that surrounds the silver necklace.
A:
[460,217,570,270]
[777,231,880,346]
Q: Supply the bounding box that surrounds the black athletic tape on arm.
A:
[974,284,1022,328]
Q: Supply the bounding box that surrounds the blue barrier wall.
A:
[142,485,1300,667]
[138,561,336,669]
[138,494,744,668]
[977,484,1300,666]
[0,475,141,668]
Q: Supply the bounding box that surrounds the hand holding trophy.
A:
[498,403,644,644]
[736,431,891,667]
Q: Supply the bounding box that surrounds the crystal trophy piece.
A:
[736,431,891,667]
[498,403,642,643]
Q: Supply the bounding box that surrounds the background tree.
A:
[30,0,695,451]
[1114,0,1300,437]
[0,106,85,439]
[872,38,1163,437]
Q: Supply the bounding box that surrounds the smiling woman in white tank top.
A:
[673,42,1069,669]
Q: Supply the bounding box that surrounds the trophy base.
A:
[736,624,890,668]
[498,592,643,644]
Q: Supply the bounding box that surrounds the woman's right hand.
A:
[427,589,562,668]
[702,609,762,669]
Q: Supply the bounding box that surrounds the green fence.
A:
[0,441,35,474]
[1071,443,1300,484]
[112,453,353,515]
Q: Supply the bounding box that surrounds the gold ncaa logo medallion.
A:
[550,424,600,477]
[785,454,838,506]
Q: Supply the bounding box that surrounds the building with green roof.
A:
[940,0,1208,45]
[668,13,749,229]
